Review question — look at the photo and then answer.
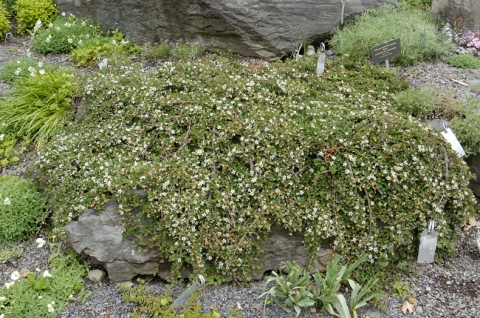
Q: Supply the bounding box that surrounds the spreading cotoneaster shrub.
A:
[330,4,453,66]
[35,55,476,282]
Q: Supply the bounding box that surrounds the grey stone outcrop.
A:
[54,0,396,61]
[65,200,335,282]
[431,0,480,33]
[466,152,480,197]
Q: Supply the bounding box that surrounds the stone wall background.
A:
[54,0,396,60]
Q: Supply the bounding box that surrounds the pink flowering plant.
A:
[459,29,480,50]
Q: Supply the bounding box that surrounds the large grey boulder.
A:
[55,0,396,61]
[66,200,335,282]
[466,152,480,197]
[431,0,480,33]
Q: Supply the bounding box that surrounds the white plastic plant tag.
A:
[172,275,205,307]
[441,124,465,157]
[98,58,108,70]
[417,221,438,264]
[316,43,326,77]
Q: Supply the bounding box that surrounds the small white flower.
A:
[48,23,53,28]
[36,238,46,248]
[0,134,4,141]
[56,26,60,31]
[47,303,54,313]
[5,281,15,289]
[38,296,43,299]
[62,12,66,16]
[68,38,73,43]
[39,69,45,75]
[43,270,53,278]
[10,271,21,281]
[0,296,5,301]
[36,268,41,272]
[3,198,11,205]
[38,62,43,68]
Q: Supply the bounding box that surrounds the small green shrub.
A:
[71,30,140,66]
[0,244,89,317]
[32,13,100,54]
[0,2,10,38]
[0,57,73,84]
[141,40,172,59]
[398,0,431,10]
[0,69,76,147]
[391,281,413,301]
[172,39,206,60]
[446,54,480,69]
[393,86,436,118]
[258,256,379,317]
[451,98,480,156]
[259,261,314,317]
[0,243,23,263]
[14,0,58,35]
[1,0,16,14]
[118,281,229,317]
[330,4,453,66]
[0,134,24,167]
[0,175,47,241]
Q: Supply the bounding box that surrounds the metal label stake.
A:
[340,0,346,25]
[172,274,206,307]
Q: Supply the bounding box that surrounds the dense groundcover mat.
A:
[35,55,476,281]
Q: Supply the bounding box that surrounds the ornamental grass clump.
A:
[0,69,76,148]
[0,175,47,241]
[330,4,453,66]
[35,55,476,283]
[32,13,100,54]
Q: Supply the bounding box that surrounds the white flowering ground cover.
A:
[33,54,476,284]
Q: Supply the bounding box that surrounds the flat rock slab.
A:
[66,200,335,282]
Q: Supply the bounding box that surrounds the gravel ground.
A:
[1,36,480,318]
